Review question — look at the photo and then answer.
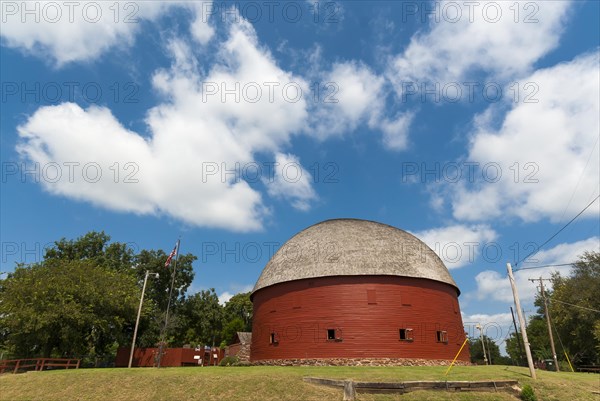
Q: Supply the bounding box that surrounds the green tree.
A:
[506,331,524,365]
[548,251,600,365]
[44,231,135,273]
[223,292,252,332]
[468,335,502,365]
[133,250,195,312]
[221,318,246,345]
[132,250,196,347]
[179,289,223,347]
[506,251,600,367]
[505,290,553,364]
[0,259,139,359]
[525,315,552,361]
[0,231,200,359]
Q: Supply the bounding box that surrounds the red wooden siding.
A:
[251,276,469,362]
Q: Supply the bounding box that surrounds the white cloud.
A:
[380,1,572,150]
[218,284,253,305]
[0,1,214,66]
[462,312,513,339]
[388,0,571,86]
[474,237,600,303]
[305,60,418,150]
[450,51,600,223]
[381,0,573,157]
[329,62,384,123]
[264,153,318,211]
[188,2,215,45]
[529,238,600,265]
[16,18,313,232]
[412,224,497,269]
[218,291,234,305]
[462,312,515,355]
[473,270,516,304]
[379,111,415,151]
[307,61,386,139]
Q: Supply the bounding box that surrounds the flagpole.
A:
[157,238,180,368]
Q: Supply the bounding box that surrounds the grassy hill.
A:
[1,365,598,401]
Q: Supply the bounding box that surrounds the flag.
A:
[165,243,177,268]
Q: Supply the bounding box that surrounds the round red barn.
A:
[250,219,470,365]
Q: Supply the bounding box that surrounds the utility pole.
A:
[507,263,536,379]
[522,308,531,327]
[510,306,525,365]
[530,277,560,372]
[476,324,488,365]
[129,270,159,368]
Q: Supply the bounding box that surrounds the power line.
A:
[515,195,600,266]
[513,263,575,272]
[559,135,600,222]
[549,298,600,314]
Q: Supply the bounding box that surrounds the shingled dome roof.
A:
[252,219,459,295]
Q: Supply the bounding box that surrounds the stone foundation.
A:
[236,344,251,362]
[251,358,471,367]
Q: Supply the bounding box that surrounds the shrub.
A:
[219,356,239,367]
[521,384,537,401]
[558,360,572,372]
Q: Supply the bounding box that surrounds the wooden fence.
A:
[578,365,600,373]
[0,358,80,374]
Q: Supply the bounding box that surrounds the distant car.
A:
[543,359,557,371]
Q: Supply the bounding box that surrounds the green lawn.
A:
[1,365,598,401]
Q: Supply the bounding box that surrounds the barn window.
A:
[270,332,279,344]
[436,331,448,343]
[399,328,413,341]
[327,329,336,340]
[326,328,342,341]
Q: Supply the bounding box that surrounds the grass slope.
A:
[1,365,598,401]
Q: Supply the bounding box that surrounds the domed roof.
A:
[252,219,459,295]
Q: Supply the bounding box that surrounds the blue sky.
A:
[1,1,599,353]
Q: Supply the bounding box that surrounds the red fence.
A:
[0,358,80,374]
[115,347,225,367]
